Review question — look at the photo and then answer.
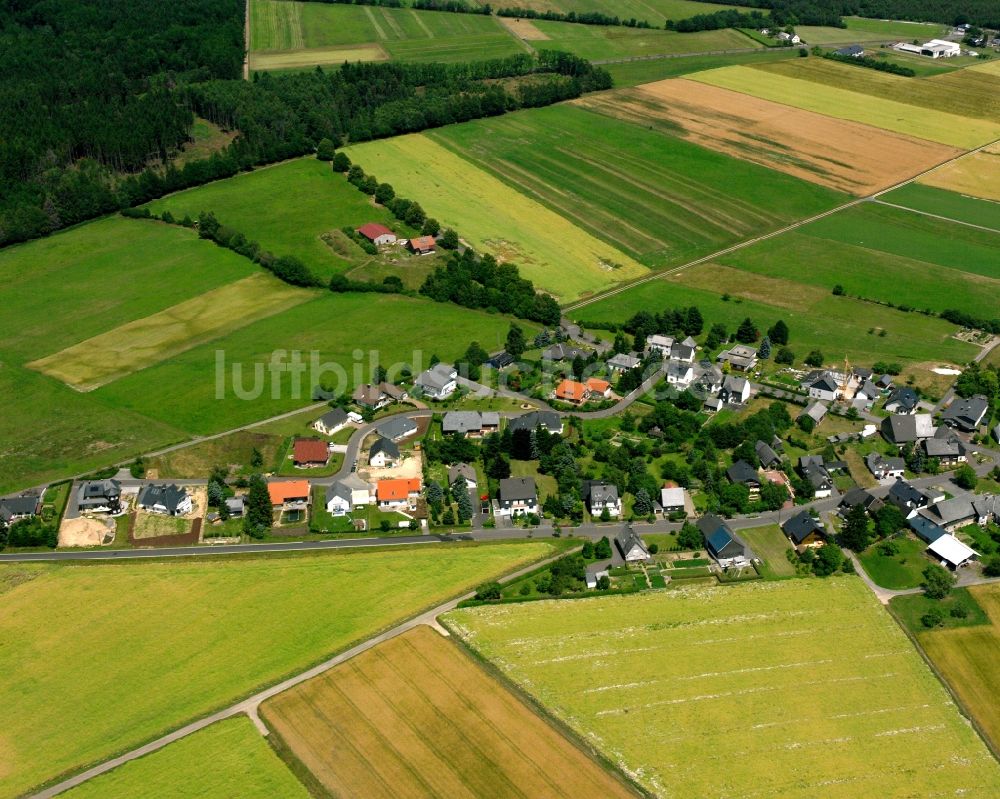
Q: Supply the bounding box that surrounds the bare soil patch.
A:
[576,79,959,195]
[58,517,114,548]
[497,16,550,40]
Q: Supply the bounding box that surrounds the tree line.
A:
[823,51,916,76]
[686,0,999,27]
[496,7,655,28]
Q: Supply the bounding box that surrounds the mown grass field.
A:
[145,158,411,282]
[880,183,1000,231]
[574,263,978,369]
[714,202,1000,320]
[447,579,1000,798]
[918,583,1000,751]
[688,63,1000,149]
[508,0,748,23]
[250,0,522,68]
[604,48,797,87]
[29,273,308,391]
[262,626,637,799]
[857,535,929,589]
[60,718,308,799]
[797,16,945,43]
[0,542,554,798]
[345,132,649,301]
[426,105,842,269]
[530,22,756,60]
[918,142,1000,202]
[577,78,957,194]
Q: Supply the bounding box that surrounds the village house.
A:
[782,510,826,549]
[448,463,478,492]
[854,379,880,408]
[798,456,833,499]
[942,395,989,432]
[726,460,761,497]
[698,514,753,568]
[716,344,758,372]
[356,223,396,246]
[268,480,310,511]
[834,44,864,57]
[293,438,330,468]
[407,235,436,255]
[508,410,563,435]
[313,407,350,436]
[376,478,421,511]
[882,413,935,445]
[615,525,650,562]
[325,483,353,517]
[340,473,374,507]
[0,494,41,525]
[666,360,694,387]
[584,480,621,518]
[77,479,122,514]
[586,377,612,399]
[646,334,673,357]
[137,484,192,516]
[888,479,934,517]
[415,363,458,400]
[671,341,696,364]
[921,497,978,532]
[607,353,640,372]
[865,452,906,482]
[541,343,587,362]
[442,411,500,437]
[885,387,919,414]
[352,381,408,410]
[661,483,688,515]
[923,429,968,466]
[555,378,590,404]
[755,440,781,469]
[376,416,418,442]
[496,477,538,517]
[368,436,400,468]
[802,370,843,402]
[585,561,611,589]
[694,361,724,394]
[839,487,883,517]
[799,400,828,426]
[719,375,751,405]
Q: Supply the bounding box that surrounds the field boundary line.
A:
[25,546,572,799]
[870,199,1000,235]
[564,134,1000,314]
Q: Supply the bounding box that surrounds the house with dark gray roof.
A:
[881,413,935,445]
[802,371,841,402]
[799,400,828,425]
[368,436,400,468]
[615,525,649,562]
[585,480,621,518]
[835,44,864,56]
[839,487,883,516]
[313,407,349,436]
[377,416,418,442]
[942,395,989,432]
[442,411,499,437]
[798,456,833,498]
[698,514,752,567]
[885,387,918,414]
[865,452,905,481]
[922,429,968,465]
[726,461,761,495]
[670,342,695,364]
[921,497,977,532]
[782,510,825,547]
[138,484,192,516]
[508,411,562,434]
[448,463,478,490]
[755,440,781,468]
[909,514,947,544]
[607,352,641,372]
[414,363,457,400]
[0,494,41,525]
[541,343,587,362]
[887,479,933,517]
[496,477,538,517]
[719,375,750,405]
[77,480,122,513]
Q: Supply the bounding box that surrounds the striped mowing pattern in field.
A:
[250,0,303,50]
[688,64,1000,149]
[262,627,638,799]
[448,579,1000,798]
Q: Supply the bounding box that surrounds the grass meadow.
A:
[604,48,797,87]
[60,718,308,799]
[428,105,842,268]
[738,524,796,576]
[145,158,410,282]
[447,579,1000,798]
[262,626,637,799]
[689,63,1000,149]
[506,0,747,23]
[530,22,756,61]
[797,17,945,43]
[345,132,649,301]
[880,183,1000,231]
[914,583,1000,752]
[714,203,1000,320]
[0,542,554,798]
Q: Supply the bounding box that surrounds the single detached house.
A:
[698,514,752,568]
[313,408,349,436]
[923,429,968,466]
[887,479,932,517]
[356,223,396,246]
[555,379,589,404]
[376,416,418,442]
[77,479,122,514]
[719,375,750,405]
[268,481,310,510]
[661,484,687,515]
[376,478,421,511]
[415,363,457,400]
[607,353,641,372]
[882,413,935,445]
[584,480,621,518]
[368,436,400,468]
[586,377,611,399]
[541,343,587,362]
[293,438,330,468]
[839,487,883,516]
[407,235,436,255]
[0,494,41,525]
[137,483,192,516]
[442,411,500,437]
[885,387,918,414]
[646,334,673,356]
[782,510,825,548]
[508,411,563,435]
[865,452,905,482]
[448,463,478,491]
[799,400,828,426]
[325,483,353,517]
[798,456,833,499]
[726,460,761,497]
[942,395,989,432]
[716,344,757,372]
[755,440,781,469]
[615,526,650,562]
[497,477,538,517]
[352,381,408,410]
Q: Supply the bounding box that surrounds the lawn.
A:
[738,523,796,576]
[0,541,555,798]
[573,266,978,369]
[146,158,423,282]
[60,717,308,799]
[688,63,1000,149]
[427,104,842,270]
[917,583,1000,752]
[604,47,798,87]
[918,141,1000,202]
[879,183,1000,231]
[714,204,1000,321]
[890,586,989,635]
[857,534,929,589]
[261,626,636,799]
[447,579,1000,797]
[531,21,756,61]
[345,131,649,302]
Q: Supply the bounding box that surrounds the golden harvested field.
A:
[60,718,309,799]
[576,79,959,195]
[918,143,1000,202]
[345,134,648,302]
[919,583,1000,751]
[28,273,308,391]
[448,580,1000,798]
[263,626,637,799]
[250,43,388,69]
[688,64,1000,150]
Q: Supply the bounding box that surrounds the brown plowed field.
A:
[576,79,960,195]
[261,626,637,799]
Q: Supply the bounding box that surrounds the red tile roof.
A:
[409,235,436,251]
[377,478,421,502]
[268,481,310,506]
[356,223,393,241]
[586,378,610,394]
[556,379,588,402]
[293,438,329,464]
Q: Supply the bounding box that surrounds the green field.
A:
[604,48,797,87]
[345,131,649,301]
[250,0,522,68]
[573,264,978,369]
[879,183,1000,232]
[506,0,751,23]
[60,718,308,799]
[426,104,842,269]
[448,579,1000,797]
[530,22,756,60]
[0,542,554,797]
[738,523,796,576]
[146,158,415,282]
[714,202,1000,321]
[797,16,945,44]
[689,63,1000,149]
[857,535,929,589]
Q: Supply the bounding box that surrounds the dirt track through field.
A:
[576,79,960,195]
[262,627,637,799]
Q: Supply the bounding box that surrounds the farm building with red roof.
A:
[408,235,436,255]
[356,223,396,246]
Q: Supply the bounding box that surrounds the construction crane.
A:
[840,356,851,400]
